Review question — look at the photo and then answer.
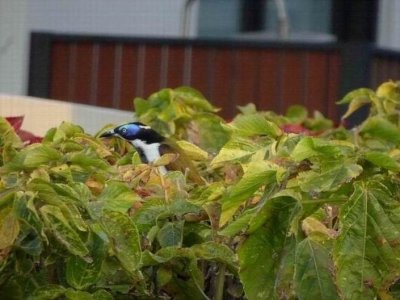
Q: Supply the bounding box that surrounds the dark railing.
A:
[28,32,400,121]
[371,48,400,88]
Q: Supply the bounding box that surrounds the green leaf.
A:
[304,111,333,131]
[97,181,140,214]
[337,88,374,104]
[1,144,62,172]
[0,117,22,147]
[337,88,374,120]
[290,136,345,162]
[237,103,257,114]
[211,136,270,167]
[156,221,183,248]
[364,151,400,172]
[134,97,151,116]
[285,105,308,123]
[39,205,89,257]
[28,180,88,231]
[218,210,253,237]
[100,211,141,274]
[65,289,93,300]
[230,113,282,138]
[91,290,113,300]
[334,178,400,299]
[66,256,101,290]
[294,238,339,299]
[132,199,201,232]
[176,140,208,161]
[190,114,229,153]
[191,241,238,271]
[239,228,296,299]
[297,163,362,193]
[238,195,299,299]
[157,266,173,287]
[52,122,84,143]
[0,205,20,249]
[67,151,110,171]
[220,161,280,226]
[360,116,400,145]
[66,236,105,290]
[29,284,66,300]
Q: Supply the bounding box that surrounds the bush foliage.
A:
[1,82,400,299]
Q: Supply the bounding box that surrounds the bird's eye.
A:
[121,128,127,134]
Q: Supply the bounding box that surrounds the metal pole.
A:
[273,0,290,39]
[181,0,198,37]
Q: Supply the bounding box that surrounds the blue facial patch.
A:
[116,123,141,139]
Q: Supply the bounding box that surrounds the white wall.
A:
[0,94,133,135]
[28,0,198,37]
[0,0,29,95]
[0,0,199,96]
[377,0,400,50]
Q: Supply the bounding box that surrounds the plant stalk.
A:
[214,263,226,300]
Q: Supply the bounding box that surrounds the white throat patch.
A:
[130,140,167,175]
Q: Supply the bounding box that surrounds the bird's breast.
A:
[131,139,162,163]
[130,139,167,175]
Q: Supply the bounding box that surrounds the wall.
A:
[197,0,241,37]
[0,0,29,95]
[0,0,199,96]
[28,0,198,37]
[377,0,400,50]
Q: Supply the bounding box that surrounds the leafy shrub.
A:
[1,82,400,299]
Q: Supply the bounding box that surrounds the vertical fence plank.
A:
[74,43,93,104]
[281,51,304,112]
[306,52,329,115]
[191,47,212,100]
[142,46,162,97]
[210,48,235,119]
[49,42,70,101]
[66,44,77,101]
[232,49,259,110]
[326,53,341,120]
[119,44,138,111]
[258,50,280,112]
[96,44,115,107]
[167,46,185,88]
[112,44,123,108]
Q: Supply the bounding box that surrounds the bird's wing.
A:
[159,142,205,185]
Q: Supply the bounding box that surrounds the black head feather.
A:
[101,122,164,144]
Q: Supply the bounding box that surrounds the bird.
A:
[100,122,204,184]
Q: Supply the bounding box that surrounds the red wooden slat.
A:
[167,46,185,88]
[258,50,280,112]
[211,48,235,119]
[96,44,115,107]
[327,53,341,120]
[143,46,162,97]
[281,51,304,112]
[306,52,328,115]
[191,47,211,99]
[119,45,138,111]
[49,42,70,101]
[74,43,93,104]
[233,49,259,109]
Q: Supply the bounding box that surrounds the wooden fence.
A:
[28,33,400,121]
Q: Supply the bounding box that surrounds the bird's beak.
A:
[99,129,115,138]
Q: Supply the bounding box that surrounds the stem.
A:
[301,198,346,204]
[214,263,226,300]
[158,168,169,202]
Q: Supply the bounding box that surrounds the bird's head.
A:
[100,122,164,144]
[100,122,205,184]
